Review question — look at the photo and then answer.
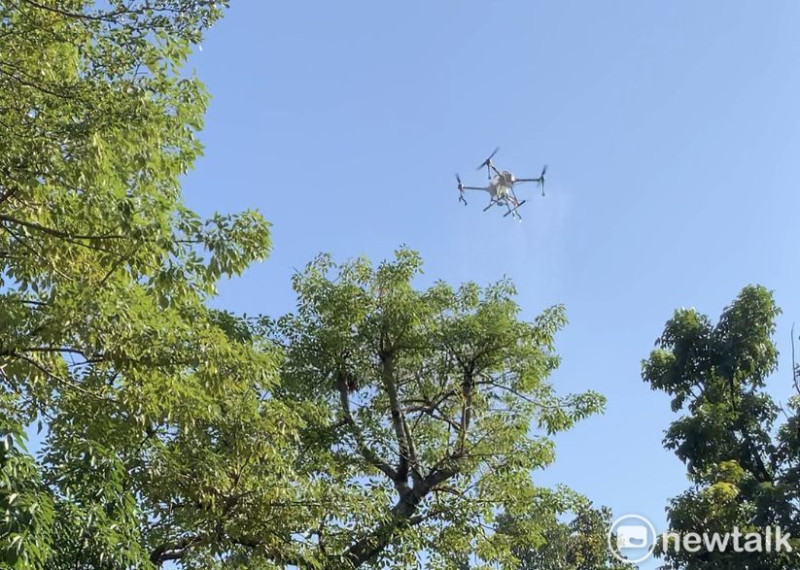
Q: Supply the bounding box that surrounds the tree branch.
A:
[380,350,412,490]
[336,370,399,482]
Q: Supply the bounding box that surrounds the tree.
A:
[642,285,800,569]
[0,2,279,567]
[496,501,635,570]
[265,248,607,569]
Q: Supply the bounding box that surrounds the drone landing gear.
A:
[503,200,527,220]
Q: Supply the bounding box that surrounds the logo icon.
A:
[617,524,649,549]
[608,514,657,563]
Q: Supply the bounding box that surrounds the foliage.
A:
[495,500,635,570]
[642,285,800,569]
[0,418,53,568]
[0,1,276,567]
[265,248,607,569]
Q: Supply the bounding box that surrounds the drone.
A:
[455,147,547,220]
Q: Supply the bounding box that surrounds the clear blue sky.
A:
[180,2,800,566]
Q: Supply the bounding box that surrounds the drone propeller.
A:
[477,147,500,178]
[455,173,467,205]
[538,164,548,196]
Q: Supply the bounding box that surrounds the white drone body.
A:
[455,148,547,221]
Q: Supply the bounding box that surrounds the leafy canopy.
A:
[265,248,606,569]
[494,501,635,570]
[643,286,800,569]
[0,2,275,568]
